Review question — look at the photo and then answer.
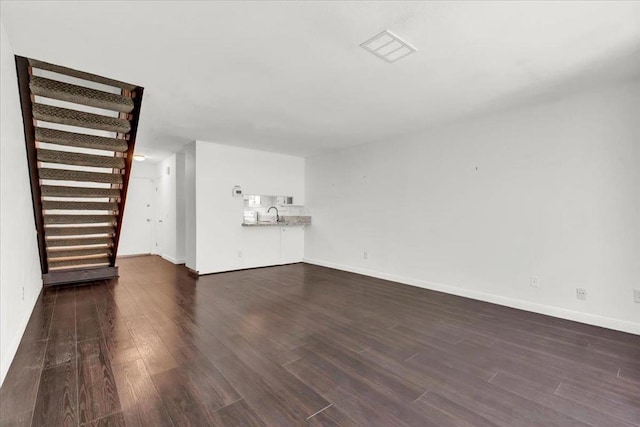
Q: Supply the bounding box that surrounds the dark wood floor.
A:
[1,256,639,426]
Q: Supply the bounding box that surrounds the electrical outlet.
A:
[633,289,640,303]
[363,251,368,260]
[530,275,539,288]
[238,250,243,258]
[576,288,587,300]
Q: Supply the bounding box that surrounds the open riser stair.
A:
[15,56,144,286]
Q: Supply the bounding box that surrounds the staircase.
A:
[15,57,144,286]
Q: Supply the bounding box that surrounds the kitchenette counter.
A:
[242,216,311,227]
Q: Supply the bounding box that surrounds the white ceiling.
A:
[2,1,640,161]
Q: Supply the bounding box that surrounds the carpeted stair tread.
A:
[37,148,125,169]
[44,214,116,225]
[45,225,115,236]
[36,128,128,152]
[49,256,111,269]
[29,59,137,91]
[46,236,113,247]
[39,168,123,184]
[41,185,121,198]
[42,200,119,211]
[47,247,111,258]
[30,76,134,113]
[33,103,131,133]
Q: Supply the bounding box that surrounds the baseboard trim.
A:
[303,258,640,335]
[117,253,151,259]
[161,254,185,265]
[186,266,199,278]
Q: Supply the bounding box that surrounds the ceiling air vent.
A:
[360,29,417,63]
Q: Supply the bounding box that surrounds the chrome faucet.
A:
[267,206,280,222]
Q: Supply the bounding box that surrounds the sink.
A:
[257,214,278,223]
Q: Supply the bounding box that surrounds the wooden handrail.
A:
[15,55,48,274]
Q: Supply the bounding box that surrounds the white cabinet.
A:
[280,226,304,264]
[242,226,281,269]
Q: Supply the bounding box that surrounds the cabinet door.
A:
[242,226,281,269]
[280,226,304,264]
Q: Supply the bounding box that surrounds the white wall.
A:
[185,143,196,269]
[305,78,640,334]
[176,154,186,263]
[0,22,43,385]
[189,141,305,274]
[130,161,156,180]
[154,153,185,264]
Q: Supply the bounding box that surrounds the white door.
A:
[118,177,154,256]
[280,226,304,264]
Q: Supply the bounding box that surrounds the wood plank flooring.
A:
[1,255,639,426]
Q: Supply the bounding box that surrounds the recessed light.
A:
[133,154,146,162]
[360,29,417,63]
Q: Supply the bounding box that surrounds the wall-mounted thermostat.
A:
[232,185,243,197]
